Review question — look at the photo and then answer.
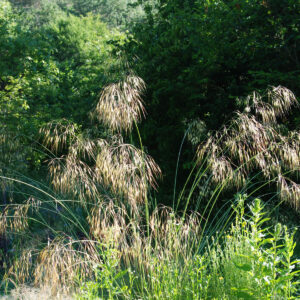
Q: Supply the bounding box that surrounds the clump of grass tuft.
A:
[197,86,300,210]
[95,136,161,209]
[34,237,100,294]
[1,71,160,295]
[1,80,299,300]
[77,196,300,299]
[39,74,160,211]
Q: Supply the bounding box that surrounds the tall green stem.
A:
[134,121,150,237]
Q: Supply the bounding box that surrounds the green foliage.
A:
[9,0,154,29]
[76,197,300,299]
[2,0,122,124]
[67,0,144,27]
[208,196,300,299]
[0,1,122,172]
[124,0,300,202]
[1,1,300,297]
[35,14,120,123]
[0,77,30,131]
[78,248,134,299]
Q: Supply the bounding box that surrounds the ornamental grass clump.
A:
[197,86,300,210]
[1,81,300,299]
[95,137,161,208]
[39,75,160,211]
[1,72,161,293]
[78,205,206,300]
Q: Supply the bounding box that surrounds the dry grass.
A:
[95,136,161,209]
[197,86,300,210]
[2,81,299,296]
[3,234,101,294]
[0,204,29,235]
[0,285,74,300]
[1,72,161,293]
[34,237,100,293]
[39,120,78,153]
[39,75,161,209]
[93,75,146,133]
[2,200,202,294]
[43,133,161,209]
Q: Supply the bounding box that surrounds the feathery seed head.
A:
[94,75,146,132]
[197,86,300,210]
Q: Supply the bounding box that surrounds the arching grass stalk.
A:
[0,179,107,292]
[183,109,299,222]
[176,130,299,259]
[194,154,277,250]
[196,170,299,258]
[196,86,300,212]
[0,176,89,237]
[173,123,192,209]
[134,120,149,237]
[175,110,240,214]
[0,176,57,202]
[245,168,300,215]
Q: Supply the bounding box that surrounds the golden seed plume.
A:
[197,86,300,210]
[95,136,161,208]
[39,120,78,153]
[34,237,100,293]
[94,75,146,132]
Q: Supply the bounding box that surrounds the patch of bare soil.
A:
[0,286,74,300]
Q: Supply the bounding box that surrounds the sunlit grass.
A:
[0,80,299,299]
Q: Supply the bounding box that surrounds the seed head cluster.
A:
[198,86,300,210]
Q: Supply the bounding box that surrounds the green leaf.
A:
[257,218,270,227]
[113,269,128,281]
[259,238,274,246]
[236,291,256,300]
[233,262,252,272]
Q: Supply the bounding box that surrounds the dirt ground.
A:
[0,286,74,300]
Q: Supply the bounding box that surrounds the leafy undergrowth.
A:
[76,197,300,300]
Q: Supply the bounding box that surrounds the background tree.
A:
[1,0,123,175]
[9,0,155,29]
[124,0,300,203]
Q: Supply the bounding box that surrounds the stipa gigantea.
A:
[242,86,298,124]
[39,73,161,215]
[93,75,146,133]
[93,74,160,231]
[33,237,100,294]
[148,206,201,258]
[88,199,129,246]
[3,73,161,293]
[39,120,79,153]
[278,175,300,211]
[95,136,161,210]
[42,132,161,211]
[197,86,300,210]
[0,204,29,235]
